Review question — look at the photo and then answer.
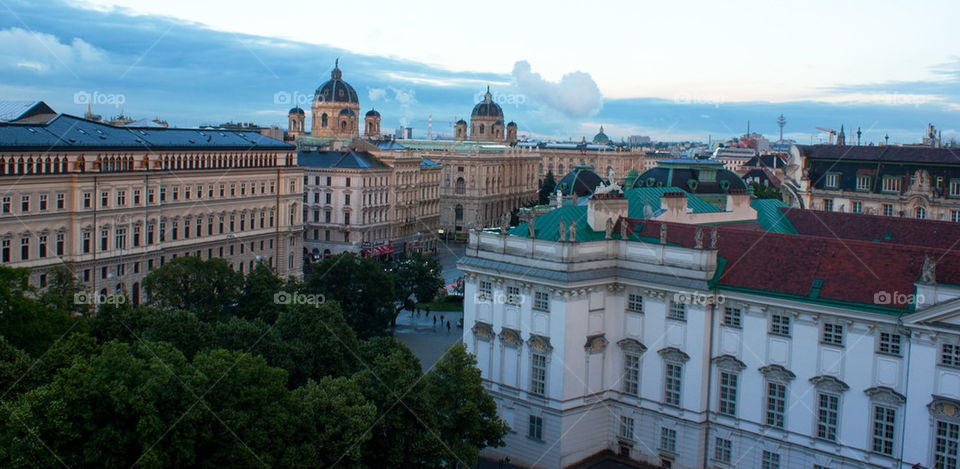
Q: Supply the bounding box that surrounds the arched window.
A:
[917,207,926,219]
[321,113,328,128]
[455,204,464,220]
[456,177,466,195]
[479,124,485,134]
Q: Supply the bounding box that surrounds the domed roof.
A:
[629,159,747,194]
[592,125,610,144]
[314,60,359,104]
[365,109,380,118]
[288,106,305,115]
[507,121,517,127]
[557,164,604,197]
[339,108,355,116]
[456,119,467,125]
[472,86,504,118]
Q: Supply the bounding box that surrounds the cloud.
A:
[368,87,387,101]
[511,60,603,118]
[389,86,416,106]
[0,27,106,73]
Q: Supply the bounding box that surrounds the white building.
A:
[460,190,960,469]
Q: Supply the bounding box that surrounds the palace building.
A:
[0,113,304,303]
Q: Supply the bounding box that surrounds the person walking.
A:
[426,305,431,317]
[432,315,437,329]
[440,314,444,325]
[446,320,451,334]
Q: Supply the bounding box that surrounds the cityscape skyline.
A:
[0,0,957,143]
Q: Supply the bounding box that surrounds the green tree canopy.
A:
[538,170,557,205]
[304,253,395,339]
[392,252,445,305]
[142,257,243,322]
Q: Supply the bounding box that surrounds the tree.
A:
[538,170,557,205]
[393,252,445,305]
[235,262,285,324]
[748,182,783,200]
[304,253,395,339]
[423,343,509,467]
[0,266,82,356]
[142,257,243,322]
[273,302,359,387]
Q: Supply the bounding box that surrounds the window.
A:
[770,314,790,337]
[534,292,549,311]
[133,190,141,205]
[159,186,166,202]
[934,420,959,468]
[506,286,520,305]
[816,393,840,441]
[1,239,8,263]
[627,294,643,313]
[663,363,682,406]
[765,381,786,428]
[856,174,872,191]
[37,235,46,258]
[883,204,894,217]
[531,353,547,396]
[100,229,108,251]
[116,191,125,206]
[82,232,90,253]
[942,344,960,367]
[917,207,927,219]
[882,176,903,193]
[1,196,10,213]
[852,201,863,214]
[878,332,902,356]
[455,177,466,195]
[56,193,64,209]
[20,238,29,260]
[822,322,844,346]
[619,416,634,440]
[345,194,350,205]
[344,213,350,225]
[21,195,29,212]
[718,372,738,416]
[56,233,63,256]
[761,450,780,469]
[345,177,351,187]
[668,301,686,321]
[950,179,960,197]
[825,173,839,188]
[39,194,47,211]
[478,280,492,301]
[713,437,731,463]
[528,415,543,441]
[823,199,834,211]
[83,192,91,208]
[953,210,960,223]
[872,405,896,456]
[723,307,741,328]
[623,352,640,396]
[659,427,676,453]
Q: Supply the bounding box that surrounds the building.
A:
[0,113,304,302]
[308,60,359,139]
[460,181,960,468]
[782,143,960,221]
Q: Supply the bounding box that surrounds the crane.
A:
[815,127,837,145]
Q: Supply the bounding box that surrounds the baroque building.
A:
[461,178,960,468]
[0,114,304,302]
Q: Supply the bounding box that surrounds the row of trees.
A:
[0,256,506,468]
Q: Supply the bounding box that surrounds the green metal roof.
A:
[625,187,721,217]
[751,199,798,234]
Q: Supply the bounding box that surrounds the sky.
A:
[1,0,959,143]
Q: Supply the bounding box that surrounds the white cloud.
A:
[389,86,416,106]
[0,27,106,73]
[512,60,602,118]
[368,87,387,101]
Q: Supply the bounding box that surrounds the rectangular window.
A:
[713,437,731,463]
[823,199,834,211]
[942,344,960,367]
[825,173,839,188]
[20,238,29,260]
[82,232,90,253]
[718,372,738,416]
[478,281,492,301]
[100,229,108,251]
[882,176,903,193]
[953,210,960,223]
[147,189,154,203]
[83,192,91,208]
[950,179,960,197]
[1,196,9,213]
[506,286,521,305]
[883,204,894,217]
[344,213,350,225]
[659,427,676,453]
[534,292,550,311]
[934,420,959,469]
[623,352,640,396]
[21,195,29,212]
[39,194,47,211]
[761,382,785,429]
[159,186,166,202]
[56,193,64,209]
[173,186,179,201]
[664,363,682,406]
[528,415,543,441]
[133,189,141,205]
[852,201,863,214]
[619,416,634,441]
[37,235,46,258]
[856,174,871,191]
[761,450,780,469]
[872,405,896,456]
[723,306,741,328]
[325,193,331,204]
[822,322,844,346]
[1,239,8,263]
[627,294,643,313]
[878,332,902,356]
[531,353,547,396]
[345,194,351,205]
[56,233,63,256]
[230,184,235,196]
[100,191,108,207]
[816,393,840,441]
[116,191,125,206]
[114,227,126,250]
[668,301,686,321]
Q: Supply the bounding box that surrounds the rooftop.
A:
[298,149,389,170]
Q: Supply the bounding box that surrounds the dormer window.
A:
[856,174,872,191]
[825,173,840,188]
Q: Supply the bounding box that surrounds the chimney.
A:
[587,192,629,232]
[725,189,750,212]
[660,191,687,215]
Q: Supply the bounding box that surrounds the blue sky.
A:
[1,0,958,143]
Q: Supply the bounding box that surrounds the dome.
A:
[339,108,356,116]
[365,109,380,118]
[472,86,504,118]
[456,119,467,125]
[629,159,747,194]
[288,106,305,115]
[494,120,504,126]
[557,164,604,197]
[314,60,359,104]
[592,125,610,144]
[507,121,517,127]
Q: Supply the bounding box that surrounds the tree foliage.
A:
[142,257,243,322]
[538,170,557,205]
[305,253,395,339]
[392,252,445,305]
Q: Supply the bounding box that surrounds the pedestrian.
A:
[416,306,420,315]
[432,316,437,328]
[440,314,444,324]
[426,305,431,316]
[446,321,451,334]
